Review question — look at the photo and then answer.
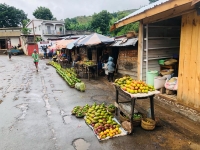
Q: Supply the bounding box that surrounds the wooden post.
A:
[146,24,149,83]
[32,21,36,50]
[137,21,144,80]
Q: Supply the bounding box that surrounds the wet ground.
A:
[0,55,200,150]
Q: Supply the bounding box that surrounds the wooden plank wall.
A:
[117,47,138,79]
[178,11,200,109]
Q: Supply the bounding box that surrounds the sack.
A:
[164,77,178,90]
[102,63,108,70]
[122,121,131,133]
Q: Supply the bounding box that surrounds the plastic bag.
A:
[164,77,178,90]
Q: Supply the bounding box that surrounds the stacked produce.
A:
[84,103,123,140]
[71,104,90,118]
[83,60,95,66]
[49,61,85,91]
[115,76,155,94]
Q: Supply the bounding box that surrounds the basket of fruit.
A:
[132,113,143,126]
[107,104,115,113]
[71,106,82,115]
[76,111,84,118]
[141,118,156,130]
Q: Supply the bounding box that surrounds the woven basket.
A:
[141,118,156,130]
[119,111,129,122]
[107,108,115,113]
[119,111,142,126]
[164,59,177,65]
[126,31,136,38]
[160,69,174,75]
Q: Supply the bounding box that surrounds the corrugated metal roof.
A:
[110,38,138,47]
[115,0,170,23]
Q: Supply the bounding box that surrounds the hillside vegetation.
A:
[64,9,138,37]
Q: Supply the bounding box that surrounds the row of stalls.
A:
[48,33,139,80]
[111,0,200,115]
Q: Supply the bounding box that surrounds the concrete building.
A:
[0,27,21,51]
[26,19,65,41]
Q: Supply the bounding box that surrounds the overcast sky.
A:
[1,0,149,20]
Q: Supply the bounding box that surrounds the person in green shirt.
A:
[32,49,39,72]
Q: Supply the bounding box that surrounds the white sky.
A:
[0,0,149,20]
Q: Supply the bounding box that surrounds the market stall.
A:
[74,60,98,80]
[113,76,160,133]
[71,102,128,141]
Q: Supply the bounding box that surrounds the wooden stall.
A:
[111,0,200,111]
[110,37,138,79]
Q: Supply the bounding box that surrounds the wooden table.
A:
[114,85,160,134]
[83,64,98,80]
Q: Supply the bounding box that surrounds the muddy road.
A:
[0,55,199,150]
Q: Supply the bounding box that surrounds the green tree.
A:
[21,19,31,34]
[149,0,158,3]
[0,3,27,27]
[91,10,112,35]
[33,7,53,20]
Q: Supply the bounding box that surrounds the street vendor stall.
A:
[113,76,160,133]
[75,60,98,80]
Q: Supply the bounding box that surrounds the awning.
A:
[77,33,114,46]
[56,39,74,49]
[110,38,138,47]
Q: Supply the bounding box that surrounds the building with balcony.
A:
[26,19,65,41]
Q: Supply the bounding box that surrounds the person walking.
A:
[32,49,39,72]
[107,56,115,82]
[8,49,12,60]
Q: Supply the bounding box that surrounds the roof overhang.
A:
[111,0,194,31]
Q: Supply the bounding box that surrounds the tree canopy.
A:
[33,7,53,20]
[91,10,112,35]
[64,9,138,36]
[0,3,27,28]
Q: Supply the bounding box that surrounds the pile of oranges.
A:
[99,128,122,139]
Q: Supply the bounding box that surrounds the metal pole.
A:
[146,24,149,83]
[32,21,36,50]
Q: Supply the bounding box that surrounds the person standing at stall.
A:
[32,49,39,72]
[107,56,115,82]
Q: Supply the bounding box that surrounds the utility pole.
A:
[32,21,37,50]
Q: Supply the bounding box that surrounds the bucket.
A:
[158,59,165,65]
[154,76,167,90]
[147,71,158,86]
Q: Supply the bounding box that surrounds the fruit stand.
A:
[71,103,128,141]
[114,77,160,134]
[75,60,98,80]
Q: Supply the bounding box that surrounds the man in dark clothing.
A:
[101,50,109,63]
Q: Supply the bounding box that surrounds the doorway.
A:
[0,39,6,49]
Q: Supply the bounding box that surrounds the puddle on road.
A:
[15,103,28,120]
[62,115,72,124]
[52,90,63,93]
[0,100,3,104]
[73,138,91,150]
[46,110,51,116]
